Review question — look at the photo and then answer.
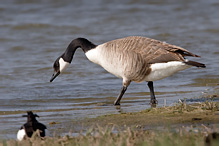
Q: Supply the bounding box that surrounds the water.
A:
[0,0,218,139]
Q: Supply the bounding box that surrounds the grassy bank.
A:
[1,101,219,146]
[2,125,219,146]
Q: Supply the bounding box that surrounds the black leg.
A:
[147,81,158,105]
[114,86,127,106]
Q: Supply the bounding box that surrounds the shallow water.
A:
[0,0,218,139]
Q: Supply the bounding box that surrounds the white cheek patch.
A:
[59,58,70,73]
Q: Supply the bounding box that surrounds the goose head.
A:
[50,38,96,82]
[50,55,70,82]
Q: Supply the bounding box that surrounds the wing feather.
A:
[103,36,200,64]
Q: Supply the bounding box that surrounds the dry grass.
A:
[1,125,218,146]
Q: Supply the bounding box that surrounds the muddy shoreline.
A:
[48,100,219,136]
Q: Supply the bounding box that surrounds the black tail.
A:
[184,60,206,68]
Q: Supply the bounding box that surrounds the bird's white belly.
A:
[145,61,191,81]
[17,129,26,141]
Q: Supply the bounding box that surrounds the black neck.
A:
[62,38,97,63]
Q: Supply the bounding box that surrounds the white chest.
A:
[85,46,123,78]
[85,47,101,65]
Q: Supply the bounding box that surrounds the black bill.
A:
[50,71,60,82]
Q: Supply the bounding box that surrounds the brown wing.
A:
[105,36,200,64]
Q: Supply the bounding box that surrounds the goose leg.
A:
[114,80,131,106]
[147,81,158,105]
[114,86,127,105]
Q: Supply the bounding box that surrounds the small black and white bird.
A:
[17,111,47,141]
[50,36,205,105]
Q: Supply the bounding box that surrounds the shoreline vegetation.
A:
[1,96,219,146]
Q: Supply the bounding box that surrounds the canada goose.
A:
[17,111,47,141]
[50,36,205,105]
